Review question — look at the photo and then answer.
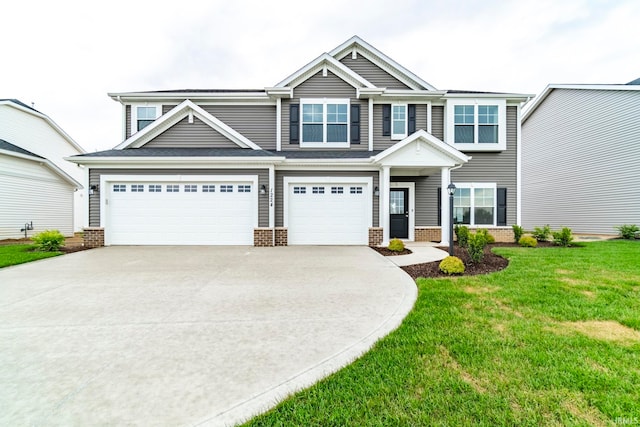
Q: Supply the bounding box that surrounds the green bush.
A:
[519,236,537,247]
[467,232,487,263]
[512,225,524,243]
[476,228,495,244]
[615,224,639,240]
[388,238,405,252]
[454,225,470,248]
[532,224,551,242]
[552,227,574,247]
[31,230,65,252]
[439,256,465,275]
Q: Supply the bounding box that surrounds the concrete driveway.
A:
[0,246,416,426]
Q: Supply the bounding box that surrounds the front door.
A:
[389,188,409,239]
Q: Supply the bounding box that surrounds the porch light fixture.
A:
[260,184,267,195]
[447,183,456,256]
[90,184,99,195]
[374,186,380,197]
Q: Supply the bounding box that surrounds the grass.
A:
[244,240,640,426]
[0,244,62,268]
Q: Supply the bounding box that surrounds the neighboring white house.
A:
[0,100,85,239]
[521,80,640,235]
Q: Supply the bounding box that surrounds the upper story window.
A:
[300,98,349,147]
[131,104,161,134]
[392,105,407,140]
[446,99,506,151]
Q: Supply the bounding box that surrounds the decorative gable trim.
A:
[275,53,375,90]
[115,100,261,150]
[329,36,438,91]
[373,129,471,165]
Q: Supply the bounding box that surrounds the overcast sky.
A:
[3,0,638,152]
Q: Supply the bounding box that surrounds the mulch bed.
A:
[370,247,413,256]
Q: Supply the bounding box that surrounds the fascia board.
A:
[443,92,535,101]
[108,92,270,102]
[3,149,83,188]
[63,156,285,167]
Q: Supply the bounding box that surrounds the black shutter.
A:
[497,187,507,226]
[437,187,442,226]
[382,104,391,136]
[290,104,299,144]
[350,104,360,144]
[408,104,416,134]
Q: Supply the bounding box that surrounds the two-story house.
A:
[68,36,531,247]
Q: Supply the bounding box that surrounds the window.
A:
[166,185,179,193]
[350,186,363,194]
[331,186,344,194]
[312,186,324,194]
[131,184,144,192]
[202,185,215,193]
[149,185,162,192]
[293,186,306,194]
[392,105,407,139]
[453,184,496,226]
[133,105,160,132]
[113,184,126,192]
[238,185,251,193]
[184,185,197,192]
[220,185,233,193]
[300,99,349,146]
[447,100,506,150]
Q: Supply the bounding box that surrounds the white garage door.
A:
[286,179,371,245]
[106,178,257,245]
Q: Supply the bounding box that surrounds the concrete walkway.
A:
[0,246,416,426]
[386,241,449,267]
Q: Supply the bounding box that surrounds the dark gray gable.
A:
[144,116,240,148]
[339,55,410,89]
[292,70,357,98]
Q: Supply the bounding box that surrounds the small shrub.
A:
[615,224,639,240]
[467,232,487,263]
[519,236,537,247]
[552,227,574,247]
[32,230,65,252]
[388,238,405,252]
[532,224,551,242]
[454,225,470,248]
[512,225,524,243]
[439,256,465,275]
[476,228,496,244]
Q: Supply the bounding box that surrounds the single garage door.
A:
[286,179,371,245]
[106,178,257,245]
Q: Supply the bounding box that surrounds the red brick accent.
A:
[414,226,515,243]
[368,227,383,246]
[274,227,288,246]
[254,228,273,247]
[83,227,104,248]
[415,227,441,242]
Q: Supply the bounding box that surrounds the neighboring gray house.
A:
[68,36,531,247]
[521,81,640,235]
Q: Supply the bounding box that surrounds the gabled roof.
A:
[115,99,261,150]
[0,139,82,189]
[522,83,640,122]
[0,99,86,154]
[329,36,437,91]
[274,52,375,90]
[373,129,471,166]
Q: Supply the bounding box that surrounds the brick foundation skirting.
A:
[253,228,273,247]
[414,227,515,243]
[415,227,441,242]
[368,227,383,246]
[275,227,288,246]
[83,227,104,248]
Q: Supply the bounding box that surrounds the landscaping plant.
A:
[476,228,495,244]
[31,230,65,252]
[467,231,487,263]
[454,225,470,248]
[518,236,537,247]
[388,238,405,252]
[552,227,574,247]
[512,224,524,243]
[532,224,551,242]
[438,256,465,275]
[615,224,639,240]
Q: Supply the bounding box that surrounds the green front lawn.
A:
[0,244,62,268]
[245,240,640,426]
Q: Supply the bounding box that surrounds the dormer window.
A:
[131,104,161,134]
[300,98,350,147]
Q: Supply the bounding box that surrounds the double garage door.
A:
[106,176,257,245]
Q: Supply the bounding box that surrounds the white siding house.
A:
[521,82,640,235]
[0,100,84,239]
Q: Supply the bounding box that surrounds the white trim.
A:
[368,98,374,151]
[391,104,408,140]
[380,166,391,245]
[452,182,498,227]
[100,174,259,245]
[299,98,350,148]
[268,165,275,229]
[130,103,162,136]
[516,102,522,225]
[440,167,450,246]
[445,99,507,151]
[390,182,415,241]
[276,97,282,151]
[0,148,83,188]
[275,53,375,89]
[427,102,432,134]
[374,129,471,165]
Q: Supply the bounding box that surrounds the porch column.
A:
[381,166,391,245]
[440,167,451,246]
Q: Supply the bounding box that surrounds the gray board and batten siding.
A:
[88,168,270,228]
[522,88,640,234]
[274,170,380,228]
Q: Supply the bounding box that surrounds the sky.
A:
[3,0,638,153]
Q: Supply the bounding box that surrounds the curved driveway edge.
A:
[0,246,417,427]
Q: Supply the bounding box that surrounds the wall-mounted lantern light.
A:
[374,186,380,197]
[90,184,99,195]
[260,184,267,195]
